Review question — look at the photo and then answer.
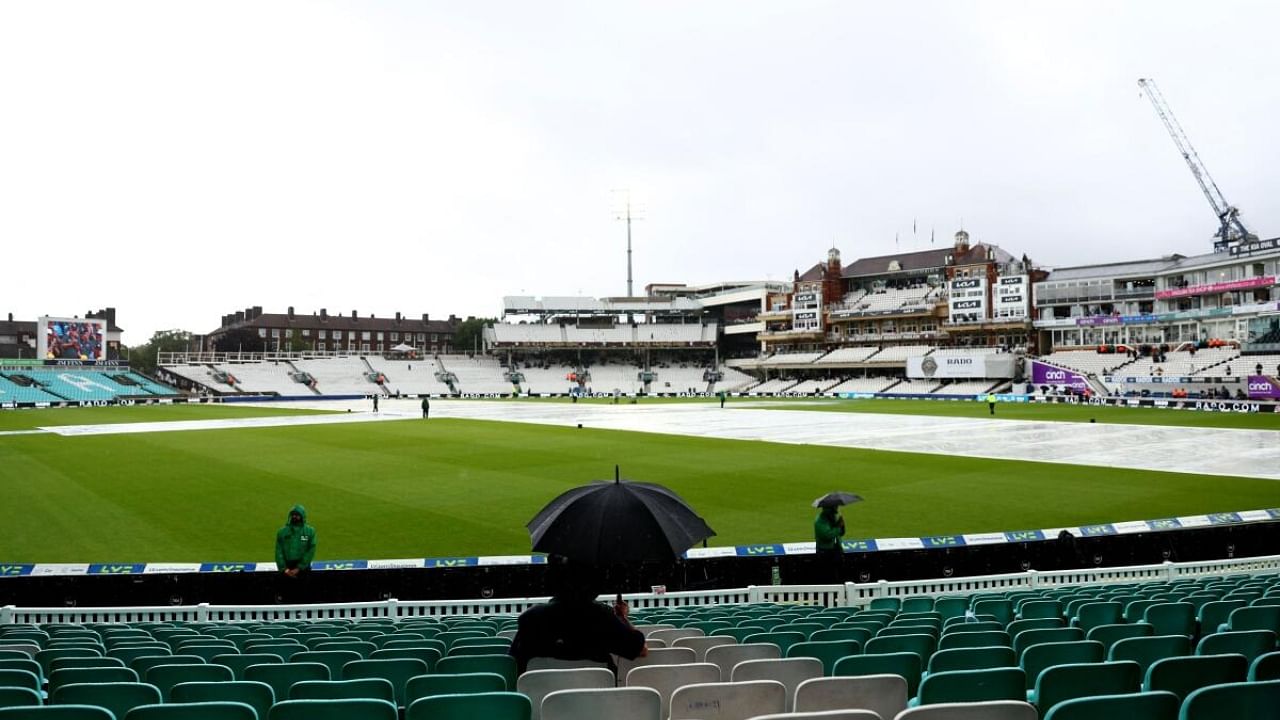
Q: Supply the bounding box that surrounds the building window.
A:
[285,329,293,338]
[302,329,310,337]
[417,333,425,341]
[376,332,384,341]
[362,331,371,340]
[362,343,370,352]
[258,328,267,338]
[333,331,343,340]
[318,330,327,339]
[391,332,399,341]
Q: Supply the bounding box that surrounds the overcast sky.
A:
[2,1,1278,344]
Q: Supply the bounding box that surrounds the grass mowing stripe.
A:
[0,404,333,431]
[1,417,1275,562]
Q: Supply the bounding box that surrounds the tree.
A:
[127,329,195,375]
[451,317,495,355]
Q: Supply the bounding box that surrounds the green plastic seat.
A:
[719,627,766,644]
[435,632,489,651]
[49,667,139,695]
[171,681,275,720]
[1144,654,1247,701]
[1251,651,1280,681]
[124,702,257,720]
[1087,624,1155,653]
[241,643,306,661]
[341,658,428,707]
[244,662,330,702]
[915,666,1026,706]
[1197,601,1246,636]
[810,628,871,646]
[927,646,1016,675]
[268,698,398,720]
[1072,603,1123,633]
[291,651,361,681]
[938,631,1010,651]
[108,647,172,667]
[833,652,923,696]
[1020,640,1104,691]
[1195,630,1276,663]
[891,597,927,614]
[865,634,936,664]
[210,654,283,681]
[1013,628,1084,659]
[1220,605,1280,634]
[0,706,115,720]
[435,655,516,692]
[49,658,125,673]
[1179,679,1280,720]
[405,673,506,703]
[0,670,40,694]
[0,688,41,710]
[868,598,901,612]
[36,650,103,678]
[129,655,206,677]
[1006,619,1063,639]
[1042,690,1179,720]
[1144,604,1196,638]
[973,600,1014,627]
[313,641,376,659]
[1109,636,1190,677]
[940,621,1003,636]
[1032,660,1141,714]
[405,691,531,720]
[933,598,970,622]
[145,663,233,700]
[291,678,395,702]
[786,640,860,675]
[0,660,42,687]
[1124,600,1162,624]
[742,632,807,656]
[1019,600,1064,621]
[52,682,162,720]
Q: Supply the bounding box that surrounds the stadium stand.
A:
[292,358,379,395]
[888,379,941,394]
[749,378,802,394]
[761,352,827,366]
[824,376,901,394]
[367,358,455,396]
[1212,353,1280,378]
[3,561,1276,720]
[931,380,1005,396]
[438,355,515,395]
[0,374,64,404]
[1119,348,1239,377]
[864,346,935,364]
[813,347,882,365]
[714,365,757,392]
[843,285,938,315]
[0,370,178,403]
[1037,351,1132,376]
[212,363,306,395]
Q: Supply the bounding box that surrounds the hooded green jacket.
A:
[814,509,845,550]
[276,504,318,570]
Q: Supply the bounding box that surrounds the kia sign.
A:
[1030,360,1089,391]
[1247,375,1280,400]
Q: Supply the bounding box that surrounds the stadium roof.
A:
[841,247,952,278]
[1042,257,1178,282]
[213,309,456,335]
[503,295,703,315]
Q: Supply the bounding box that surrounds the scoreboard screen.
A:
[39,317,106,362]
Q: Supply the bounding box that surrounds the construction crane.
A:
[1137,77,1257,251]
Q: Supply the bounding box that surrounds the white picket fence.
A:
[3,554,1278,625]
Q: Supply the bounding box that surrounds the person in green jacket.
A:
[986,392,997,415]
[276,504,317,577]
[814,505,846,581]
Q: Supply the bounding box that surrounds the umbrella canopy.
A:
[528,471,715,567]
[812,491,864,508]
[390,343,415,353]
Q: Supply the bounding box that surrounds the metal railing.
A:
[4,554,1276,624]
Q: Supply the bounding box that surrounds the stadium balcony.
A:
[1,556,1276,720]
[824,376,901,394]
[813,347,883,365]
[863,346,936,364]
[1036,351,1132,377]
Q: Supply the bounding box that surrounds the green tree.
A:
[127,329,195,374]
[452,317,495,355]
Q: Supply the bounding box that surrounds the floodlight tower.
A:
[1137,78,1257,252]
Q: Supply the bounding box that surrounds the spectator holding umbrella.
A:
[813,492,860,582]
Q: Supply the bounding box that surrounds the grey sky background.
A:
[2,1,1278,344]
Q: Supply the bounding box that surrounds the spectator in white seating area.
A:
[508,558,646,675]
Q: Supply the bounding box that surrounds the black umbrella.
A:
[527,467,716,567]
[812,491,864,508]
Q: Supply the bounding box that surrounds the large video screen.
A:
[39,317,106,362]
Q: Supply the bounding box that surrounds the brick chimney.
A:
[320,308,328,322]
[421,313,429,323]
[287,306,295,319]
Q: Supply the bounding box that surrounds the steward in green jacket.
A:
[814,506,846,551]
[276,504,317,576]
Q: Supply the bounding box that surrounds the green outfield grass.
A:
[0,404,331,431]
[1,407,1277,562]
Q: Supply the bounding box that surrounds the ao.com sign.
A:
[1247,375,1280,400]
[1155,275,1275,300]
